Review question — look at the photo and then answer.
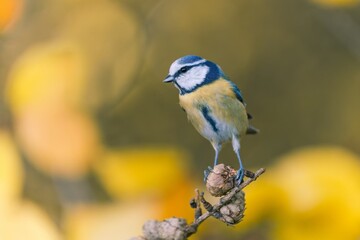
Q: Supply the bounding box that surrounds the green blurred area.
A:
[1,0,360,239]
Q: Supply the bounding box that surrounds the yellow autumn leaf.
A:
[155,179,198,223]
[15,108,102,178]
[5,41,88,115]
[270,147,360,240]
[65,202,157,240]
[0,201,61,240]
[237,174,285,229]
[94,147,189,199]
[5,42,103,178]
[0,0,22,32]
[0,130,23,204]
[0,133,58,240]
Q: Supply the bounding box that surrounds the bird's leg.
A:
[204,144,221,182]
[235,149,244,185]
[232,135,244,185]
[213,147,220,166]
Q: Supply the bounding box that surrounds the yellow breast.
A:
[179,78,249,140]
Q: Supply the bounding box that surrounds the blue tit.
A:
[163,55,258,185]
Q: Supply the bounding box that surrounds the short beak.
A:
[163,75,174,83]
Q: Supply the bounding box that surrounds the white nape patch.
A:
[176,65,209,91]
[169,59,206,76]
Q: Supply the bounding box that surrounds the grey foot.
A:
[235,168,245,185]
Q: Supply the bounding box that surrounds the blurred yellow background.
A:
[1,0,360,239]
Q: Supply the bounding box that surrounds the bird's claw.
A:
[235,168,245,185]
[203,166,213,182]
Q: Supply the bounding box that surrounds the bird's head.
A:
[163,55,223,94]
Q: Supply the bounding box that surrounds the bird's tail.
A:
[246,125,259,135]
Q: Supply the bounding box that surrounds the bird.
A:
[163,55,258,185]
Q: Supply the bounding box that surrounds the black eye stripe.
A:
[180,66,190,73]
[173,62,204,79]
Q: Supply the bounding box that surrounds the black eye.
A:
[180,66,189,73]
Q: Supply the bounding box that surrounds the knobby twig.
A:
[132,166,265,240]
[185,167,266,237]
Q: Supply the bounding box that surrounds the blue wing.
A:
[229,81,245,105]
[227,80,255,120]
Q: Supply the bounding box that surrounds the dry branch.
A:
[131,165,266,240]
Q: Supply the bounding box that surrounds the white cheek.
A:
[176,66,209,90]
